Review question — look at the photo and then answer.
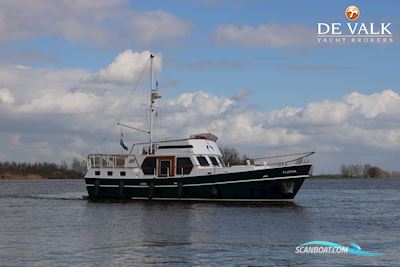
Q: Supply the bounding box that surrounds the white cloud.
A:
[0,88,15,104]
[128,10,192,45]
[0,0,123,44]
[10,134,21,146]
[344,89,400,118]
[97,50,162,84]
[32,141,53,157]
[0,66,92,103]
[266,100,349,127]
[206,116,306,146]
[231,89,252,101]
[162,89,400,156]
[167,91,233,116]
[15,65,31,70]
[214,23,314,48]
[17,91,103,114]
[0,1,191,46]
[300,100,349,125]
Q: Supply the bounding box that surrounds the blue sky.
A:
[3,0,399,109]
[0,0,399,173]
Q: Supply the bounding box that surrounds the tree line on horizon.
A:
[0,158,87,179]
[220,147,252,166]
[340,164,400,178]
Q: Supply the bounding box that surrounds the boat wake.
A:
[0,192,86,200]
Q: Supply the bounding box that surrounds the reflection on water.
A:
[0,178,399,266]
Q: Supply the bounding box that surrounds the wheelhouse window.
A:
[177,157,194,175]
[141,157,156,175]
[209,156,219,166]
[197,156,209,166]
[218,157,226,167]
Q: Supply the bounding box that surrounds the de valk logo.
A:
[345,5,360,21]
[317,5,393,44]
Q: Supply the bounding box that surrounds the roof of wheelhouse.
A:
[134,133,222,156]
[189,133,218,142]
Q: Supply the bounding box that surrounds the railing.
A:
[252,151,315,167]
[142,166,193,177]
[87,154,139,169]
[87,151,314,174]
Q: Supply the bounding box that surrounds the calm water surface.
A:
[0,178,399,266]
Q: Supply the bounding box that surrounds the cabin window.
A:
[107,171,113,176]
[120,171,126,176]
[95,171,100,176]
[141,157,156,175]
[218,157,226,167]
[197,156,209,166]
[209,156,219,166]
[177,157,194,175]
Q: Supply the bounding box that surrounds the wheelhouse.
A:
[86,133,227,178]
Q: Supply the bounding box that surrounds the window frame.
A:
[217,157,226,167]
[209,156,220,166]
[196,156,210,167]
[176,157,194,175]
[141,157,157,175]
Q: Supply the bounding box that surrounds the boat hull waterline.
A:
[85,164,311,201]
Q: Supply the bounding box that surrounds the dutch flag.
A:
[120,130,128,151]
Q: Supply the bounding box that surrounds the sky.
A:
[0,0,399,174]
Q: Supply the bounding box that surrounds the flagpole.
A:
[120,129,123,154]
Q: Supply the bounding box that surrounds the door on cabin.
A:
[157,157,175,177]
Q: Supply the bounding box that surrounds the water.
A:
[0,178,399,266]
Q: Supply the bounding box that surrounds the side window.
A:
[209,156,219,166]
[107,171,113,176]
[120,171,126,176]
[197,156,209,166]
[95,171,100,176]
[177,157,194,175]
[218,157,226,167]
[141,157,156,175]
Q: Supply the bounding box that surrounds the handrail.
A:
[87,151,315,171]
[87,154,136,169]
[252,151,315,167]
[251,151,315,160]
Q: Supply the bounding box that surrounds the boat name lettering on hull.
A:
[283,170,297,175]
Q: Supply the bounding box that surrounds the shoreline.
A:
[0,173,83,180]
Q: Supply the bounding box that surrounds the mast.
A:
[116,53,160,155]
[149,54,154,154]
[148,54,161,154]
